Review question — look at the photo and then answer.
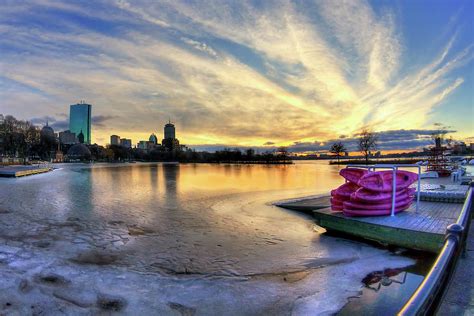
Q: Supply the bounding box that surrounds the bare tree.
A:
[276,146,289,161]
[329,142,346,164]
[358,129,377,164]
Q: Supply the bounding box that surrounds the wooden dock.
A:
[0,166,52,178]
[276,195,465,253]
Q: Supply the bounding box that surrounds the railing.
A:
[348,164,422,216]
[398,184,473,315]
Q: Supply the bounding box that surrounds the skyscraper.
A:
[162,121,180,151]
[164,121,175,139]
[69,101,92,144]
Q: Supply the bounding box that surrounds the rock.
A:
[96,293,127,312]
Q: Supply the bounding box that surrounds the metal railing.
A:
[398,184,473,315]
[348,164,422,216]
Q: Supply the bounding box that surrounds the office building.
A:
[162,121,180,151]
[69,101,92,144]
[120,138,132,148]
[164,121,175,139]
[59,130,77,145]
[111,135,121,146]
[0,114,4,124]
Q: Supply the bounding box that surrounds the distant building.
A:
[70,101,92,144]
[120,138,132,148]
[78,130,85,144]
[453,142,467,154]
[149,133,158,144]
[59,130,77,145]
[0,114,4,124]
[162,121,180,151]
[40,122,55,140]
[111,135,121,146]
[67,143,91,161]
[164,122,175,139]
[137,141,148,150]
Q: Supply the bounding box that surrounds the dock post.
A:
[391,167,397,216]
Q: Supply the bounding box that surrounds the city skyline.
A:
[1,1,473,153]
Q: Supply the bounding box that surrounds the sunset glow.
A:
[1,0,472,152]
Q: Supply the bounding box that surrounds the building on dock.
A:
[70,101,92,144]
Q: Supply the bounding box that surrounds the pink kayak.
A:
[343,201,412,217]
[331,182,359,199]
[351,187,415,203]
[357,170,418,192]
[343,197,413,210]
[330,197,344,211]
[340,168,368,184]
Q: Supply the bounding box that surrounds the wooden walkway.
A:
[276,196,465,253]
[0,166,52,177]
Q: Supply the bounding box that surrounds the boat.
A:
[330,182,359,199]
[351,187,414,203]
[357,170,418,192]
[339,168,368,184]
[343,197,413,210]
[342,200,412,217]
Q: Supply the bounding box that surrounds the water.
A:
[0,161,424,314]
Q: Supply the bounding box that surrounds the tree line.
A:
[0,115,56,160]
[0,114,292,164]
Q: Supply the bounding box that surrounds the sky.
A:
[0,0,473,153]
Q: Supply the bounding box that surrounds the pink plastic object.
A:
[343,197,413,210]
[351,187,415,203]
[342,201,412,217]
[331,182,359,199]
[357,170,418,192]
[340,168,368,184]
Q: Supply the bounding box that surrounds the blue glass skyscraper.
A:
[69,102,92,144]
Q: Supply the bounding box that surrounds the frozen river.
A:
[0,161,417,315]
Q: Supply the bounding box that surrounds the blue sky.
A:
[0,0,472,152]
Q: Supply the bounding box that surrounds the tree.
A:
[358,129,377,164]
[329,142,346,164]
[276,147,290,162]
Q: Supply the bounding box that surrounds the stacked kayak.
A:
[330,168,417,216]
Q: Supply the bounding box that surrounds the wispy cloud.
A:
[0,0,471,150]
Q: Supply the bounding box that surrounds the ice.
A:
[0,163,415,314]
